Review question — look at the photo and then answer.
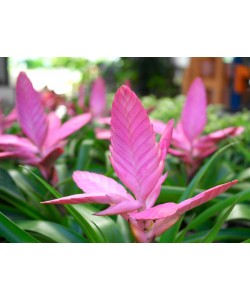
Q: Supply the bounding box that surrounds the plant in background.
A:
[155,78,244,177]
[0,72,91,184]
[43,85,238,242]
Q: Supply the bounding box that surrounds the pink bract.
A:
[155,78,244,176]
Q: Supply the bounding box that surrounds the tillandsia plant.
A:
[42,85,238,243]
[155,78,244,177]
[0,72,91,184]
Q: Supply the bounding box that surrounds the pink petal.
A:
[42,192,121,205]
[73,171,134,201]
[42,112,62,149]
[201,126,244,143]
[110,85,163,202]
[0,134,38,153]
[90,77,106,117]
[96,117,111,125]
[16,72,48,148]
[168,148,185,157]
[95,128,111,140]
[94,200,142,216]
[54,113,91,143]
[171,122,192,152]
[129,219,149,243]
[145,173,168,209]
[181,77,207,143]
[3,107,17,129]
[150,119,166,135]
[151,216,181,238]
[159,119,174,160]
[130,202,179,221]
[0,149,39,165]
[178,179,238,214]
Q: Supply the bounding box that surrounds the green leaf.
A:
[184,228,250,243]
[0,169,43,220]
[0,167,23,196]
[16,220,87,243]
[202,197,239,243]
[0,212,40,243]
[224,203,250,221]
[238,168,250,181]
[117,215,133,243]
[75,139,94,171]
[66,204,124,243]
[20,166,62,198]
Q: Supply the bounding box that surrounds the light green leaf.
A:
[16,220,87,243]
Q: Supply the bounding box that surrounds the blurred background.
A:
[1,57,250,112]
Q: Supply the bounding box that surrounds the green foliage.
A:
[1,67,250,243]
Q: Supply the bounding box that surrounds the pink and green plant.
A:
[155,78,244,176]
[0,72,91,183]
[43,85,238,242]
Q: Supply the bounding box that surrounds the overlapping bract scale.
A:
[110,85,163,202]
[73,171,134,201]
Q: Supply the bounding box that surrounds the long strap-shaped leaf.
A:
[16,72,48,149]
[110,85,162,202]
[0,212,39,243]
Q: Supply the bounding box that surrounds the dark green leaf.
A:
[0,212,39,243]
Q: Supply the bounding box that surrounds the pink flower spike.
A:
[42,84,239,242]
[110,85,163,203]
[181,77,207,143]
[90,77,106,117]
[16,72,48,149]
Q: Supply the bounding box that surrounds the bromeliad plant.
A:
[43,85,238,242]
[156,78,244,177]
[0,72,91,183]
